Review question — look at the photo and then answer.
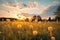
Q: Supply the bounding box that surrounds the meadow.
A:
[0,21,60,40]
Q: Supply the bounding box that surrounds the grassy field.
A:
[0,21,60,40]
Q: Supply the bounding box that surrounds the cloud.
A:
[0,1,58,18]
[39,1,59,14]
[0,2,40,18]
[28,1,39,8]
[39,5,51,14]
[0,1,54,18]
[53,1,60,4]
[40,4,58,18]
[0,10,18,18]
[0,10,7,12]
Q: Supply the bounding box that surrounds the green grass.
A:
[0,21,60,40]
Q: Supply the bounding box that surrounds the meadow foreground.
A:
[0,21,60,40]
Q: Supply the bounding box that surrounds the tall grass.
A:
[0,21,60,40]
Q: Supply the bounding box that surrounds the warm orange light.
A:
[17,14,27,20]
[33,30,38,35]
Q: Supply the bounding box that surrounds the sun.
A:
[17,14,27,20]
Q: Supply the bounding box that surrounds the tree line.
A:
[25,15,57,22]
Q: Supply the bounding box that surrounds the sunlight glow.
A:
[17,15,27,20]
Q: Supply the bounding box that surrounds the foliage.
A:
[0,21,60,40]
[54,6,60,21]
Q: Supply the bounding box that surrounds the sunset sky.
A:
[0,0,60,18]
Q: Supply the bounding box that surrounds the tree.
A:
[36,15,42,22]
[55,16,60,21]
[54,6,60,21]
[25,18,29,22]
[55,6,60,17]
[31,15,36,22]
[48,17,51,21]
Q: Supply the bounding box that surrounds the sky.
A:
[0,0,60,19]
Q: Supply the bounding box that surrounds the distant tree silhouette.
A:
[25,18,29,22]
[37,15,42,22]
[0,18,17,21]
[0,18,6,21]
[48,17,51,21]
[0,18,2,21]
[31,15,36,22]
[55,16,60,21]
[54,6,60,21]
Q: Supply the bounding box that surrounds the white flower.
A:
[33,30,38,35]
[48,26,53,31]
[51,36,55,40]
